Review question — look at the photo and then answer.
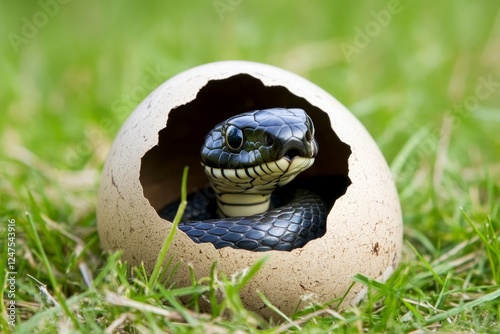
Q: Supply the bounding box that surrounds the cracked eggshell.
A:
[97,60,403,317]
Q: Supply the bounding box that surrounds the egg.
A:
[97,61,403,317]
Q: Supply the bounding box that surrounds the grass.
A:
[1,0,500,332]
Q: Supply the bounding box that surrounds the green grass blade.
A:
[462,208,500,283]
[351,273,392,295]
[234,255,269,291]
[425,288,500,325]
[406,241,445,286]
[148,166,189,290]
[209,261,222,318]
[401,299,425,323]
[257,289,300,330]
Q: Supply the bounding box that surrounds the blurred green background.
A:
[1,0,499,266]
[1,0,500,330]
[3,1,499,157]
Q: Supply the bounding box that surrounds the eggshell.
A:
[97,60,403,317]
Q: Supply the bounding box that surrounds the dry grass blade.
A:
[105,313,130,334]
[104,291,184,322]
[274,308,346,333]
[26,274,60,307]
[431,236,479,265]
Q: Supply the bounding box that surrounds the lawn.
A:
[1,0,500,332]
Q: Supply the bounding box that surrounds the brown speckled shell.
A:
[97,61,403,317]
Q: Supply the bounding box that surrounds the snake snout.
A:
[278,137,316,162]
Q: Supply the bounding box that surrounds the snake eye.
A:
[226,125,244,151]
[306,115,315,142]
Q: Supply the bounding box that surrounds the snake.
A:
[159,108,328,252]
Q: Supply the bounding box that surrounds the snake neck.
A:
[203,157,316,218]
[215,193,271,218]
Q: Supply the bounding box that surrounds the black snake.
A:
[159,108,327,251]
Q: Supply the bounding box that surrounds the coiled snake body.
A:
[160,108,327,251]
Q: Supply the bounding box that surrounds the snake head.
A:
[200,108,318,196]
[201,108,318,169]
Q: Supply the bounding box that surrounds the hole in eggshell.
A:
[139,74,351,247]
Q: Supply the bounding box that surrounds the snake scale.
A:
[159,108,328,251]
